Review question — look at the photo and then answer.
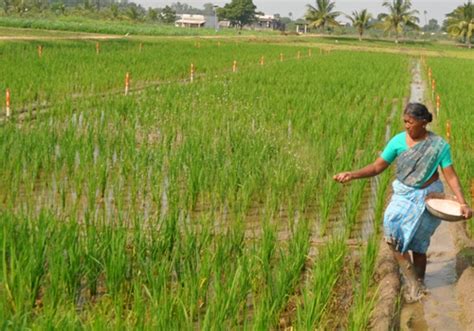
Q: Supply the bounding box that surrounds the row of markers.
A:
[33,42,332,57]
[4,47,330,117]
[428,67,441,116]
[426,65,451,142]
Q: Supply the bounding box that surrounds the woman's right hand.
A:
[333,172,353,183]
[460,205,473,220]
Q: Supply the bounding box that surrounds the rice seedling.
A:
[0,37,411,327]
[425,57,474,236]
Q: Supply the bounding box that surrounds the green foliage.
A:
[346,9,373,41]
[379,0,420,43]
[217,0,258,29]
[445,0,474,48]
[160,5,176,24]
[305,0,341,32]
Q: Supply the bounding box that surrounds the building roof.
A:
[176,14,206,25]
[256,14,275,22]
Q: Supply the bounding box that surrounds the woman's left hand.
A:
[461,205,473,219]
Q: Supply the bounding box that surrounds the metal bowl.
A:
[425,192,465,222]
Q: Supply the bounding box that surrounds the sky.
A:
[137,1,466,24]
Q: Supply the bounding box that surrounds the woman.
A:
[333,103,472,302]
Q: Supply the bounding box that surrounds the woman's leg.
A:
[390,247,424,302]
[412,252,427,280]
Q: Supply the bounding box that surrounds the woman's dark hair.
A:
[404,103,433,123]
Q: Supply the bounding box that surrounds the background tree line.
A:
[0,0,472,47]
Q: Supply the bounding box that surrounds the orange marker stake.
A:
[260,56,264,66]
[38,45,43,58]
[431,79,436,99]
[436,95,441,117]
[232,60,237,73]
[428,67,432,80]
[190,63,195,82]
[96,42,100,54]
[6,88,11,118]
[280,53,284,62]
[446,121,451,142]
[125,72,130,95]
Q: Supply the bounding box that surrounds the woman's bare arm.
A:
[333,157,390,183]
[441,165,473,219]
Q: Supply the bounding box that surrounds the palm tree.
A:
[305,0,341,33]
[346,9,373,41]
[379,0,420,43]
[445,1,474,49]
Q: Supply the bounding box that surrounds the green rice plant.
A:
[426,57,474,236]
[0,39,411,327]
[347,235,378,330]
[295,238,347,329]
[251,218,310,329]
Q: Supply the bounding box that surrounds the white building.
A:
[175,14,207,28]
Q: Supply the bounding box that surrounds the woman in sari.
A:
[333,103,472,302]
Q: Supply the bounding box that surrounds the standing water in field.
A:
[399,60,465,331]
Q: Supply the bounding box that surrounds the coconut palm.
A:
[445,1,474,48]
[379,0,420,43]
[305,0,341,33]
[346,9,373,41]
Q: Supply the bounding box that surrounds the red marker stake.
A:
[436,95,440,117]
[446,121,451,142]
[6,88,11,117]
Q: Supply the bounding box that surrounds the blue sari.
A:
[384,134,448,253]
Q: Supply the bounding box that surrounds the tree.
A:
[423,18,440,32]
[202,2,215,15]
[346,9,372,41]
[1,0,12,13]
[217,0,258,29]
[160,5,177,24]
[110,2,119,18]
[379,0,420,43]
[445,1,474,48]
[305,0,341,33]
[148,7,158,21]
[126,5,140,20]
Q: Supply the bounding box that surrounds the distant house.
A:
[243,15,283,30]
[218,20,232,29]
[175,14,207,28]
[254,15,279,30]
[295,22,310,34]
